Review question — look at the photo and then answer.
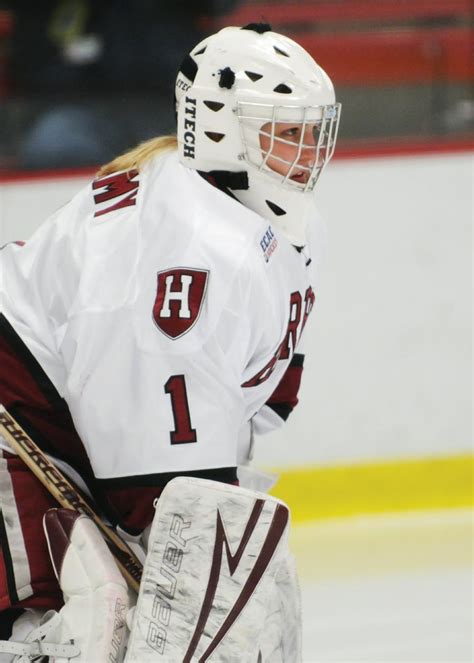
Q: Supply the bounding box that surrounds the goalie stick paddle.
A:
[0,404,142,593]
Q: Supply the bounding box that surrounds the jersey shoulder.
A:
[141,152,272,274]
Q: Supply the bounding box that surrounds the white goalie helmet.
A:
[175,23,341,246]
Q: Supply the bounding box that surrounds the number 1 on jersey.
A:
[164,375,197,444]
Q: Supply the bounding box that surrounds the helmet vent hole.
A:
[204,101,225,112]
[205,131,225,143]
[194,46,207,56]
[273,83,292,94]
[266,200,287,216]
[177,54,198,84]
[273,46,289,57]
[245,71,263,82]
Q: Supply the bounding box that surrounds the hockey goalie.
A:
[0,478,300,662]
[0,22,341,661]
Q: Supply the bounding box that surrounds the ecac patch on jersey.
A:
[153,268,209,339]
[260,226,278,263]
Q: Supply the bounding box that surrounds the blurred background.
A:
[0,0,472,170]
[0,2,472,661]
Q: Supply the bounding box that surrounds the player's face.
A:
[259,121,321,184]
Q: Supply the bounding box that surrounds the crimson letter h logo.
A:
[153,268,209,339]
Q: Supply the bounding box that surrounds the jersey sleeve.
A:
[1,187,91,394]
[252,351,305,435]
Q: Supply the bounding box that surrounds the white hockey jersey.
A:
[1,151,326,482]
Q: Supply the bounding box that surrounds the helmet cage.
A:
[237,102,341,193]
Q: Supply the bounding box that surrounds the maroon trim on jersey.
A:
[266,353,305,421]
[0,314,128,536]
[0,314,96,487]
[97,467,239,534]
[0,452,63,613]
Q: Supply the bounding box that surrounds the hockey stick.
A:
[0,404,142,593]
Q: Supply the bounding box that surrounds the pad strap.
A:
[0,610,80,658]
[0,639,80,657]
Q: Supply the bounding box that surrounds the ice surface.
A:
[292,510,472,662]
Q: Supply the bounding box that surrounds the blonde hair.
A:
[96,135,178,178]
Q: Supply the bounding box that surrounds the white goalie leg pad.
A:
[258,551,302,662]
[0,509,131,662]
[125,476,301,662]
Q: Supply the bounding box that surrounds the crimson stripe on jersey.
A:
[0,452,62,613]
[0,314,65,409]
[266,353,305,421]
[98,466,238,488]
[0,314,96,483]
[0,315,118,525]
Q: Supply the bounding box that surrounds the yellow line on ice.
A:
[267,454,473,522]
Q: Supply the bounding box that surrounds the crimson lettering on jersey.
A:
[242,287,314,388]
[279,291,302,361]
[153,268,209,339]
[241,349,282,388]
[92,169,139,218]
[165,375,197,444]
[302,286,315,332]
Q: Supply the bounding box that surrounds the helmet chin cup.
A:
[175,26,341,246]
